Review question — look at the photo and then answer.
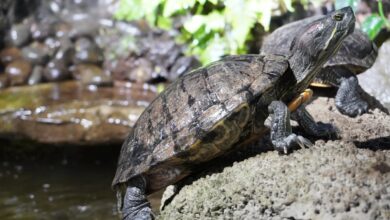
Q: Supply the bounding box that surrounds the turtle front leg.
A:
[268,101,312,154]
[122,176,154,220]
[292,105,338,138]
[335,76,368,117]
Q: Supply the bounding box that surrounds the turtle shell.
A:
[112,54,289,192]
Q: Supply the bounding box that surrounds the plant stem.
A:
[378,0,390,28]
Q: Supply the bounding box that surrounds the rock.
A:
[44,37,61,51]
[5,59,32,86]
[66,13,100,39]
[147,40,181,69]
[71,63,112,85]
[54,22,72,38]
[102,23,192,83]
[73,37,104,64]
[74,37,95,51]
[160,142,390,220]
[159,97,390,220]
[53,38,75,65]
[109,57,154,83]
[0,74,9,89]
[43,60,70,82]
[128,58,155,82]
[21,41,50,65]
[0,47,22,64]
[28,65,43,85]
[7,22,31,47]
[30,21,55,40]
[359,39,390,110]
[168,56,201,81]
[0,81,158,145]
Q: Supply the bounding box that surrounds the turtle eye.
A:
[333,13,344,21]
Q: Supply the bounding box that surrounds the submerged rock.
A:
[0,81,158,145]
[159,97,390,220]
[5,59,32,86]
[21,41,51,65]
[73,37,104,64]
[28,65,43,85]
[0,74,8,89]
[43,60,70,82]
[7,22,31,47]
[71,63,112,85]
[0,47,22,64]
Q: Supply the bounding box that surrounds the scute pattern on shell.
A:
[112,54,290,192]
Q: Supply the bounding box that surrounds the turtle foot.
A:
[336,98,368,117]
[122,179,154,220]
[272,133,313,154]
[128,207,154,220]
[292,106,339,138]
[310,122,339,139]
[335,77,368,117]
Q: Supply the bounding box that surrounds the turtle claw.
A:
[296,135,313,148]
[124,207,154,220]
[336,99,368,117]
[133,208,155,220]
[272,133,313,154]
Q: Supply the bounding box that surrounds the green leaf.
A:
[203,12,225,31]
[199,35,227,63]
[184,12,225,34]
[361,14,385,40]
[114,0,144,21]
[157,16,173,29]
[281,0,294,12]
[183,15,206,33]
[335,0,360,12]
[225,0,262,50]
[163,0,197,17]
[143,0,161,24]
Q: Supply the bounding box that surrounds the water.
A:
[0,144,161,220]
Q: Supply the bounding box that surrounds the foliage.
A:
[115,0,390,64]
[336,0,390,40]
[115,0,294,64]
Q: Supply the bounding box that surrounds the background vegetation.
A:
[115,0,390,64]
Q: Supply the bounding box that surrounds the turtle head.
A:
[289,7,355,84]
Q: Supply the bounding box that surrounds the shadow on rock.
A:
[354,136,390,151]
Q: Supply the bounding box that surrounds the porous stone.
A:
[159,97,390,220]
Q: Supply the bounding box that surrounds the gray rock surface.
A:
[159,97,390,220]
[359,39,390,110]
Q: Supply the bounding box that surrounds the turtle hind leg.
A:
[335,76,368,117]
[268,101,312,154]
[292,105,338,138]
[122,176,154,220]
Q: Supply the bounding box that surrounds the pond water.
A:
[0,144,161,220]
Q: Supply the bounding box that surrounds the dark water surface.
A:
[0,144,161,220]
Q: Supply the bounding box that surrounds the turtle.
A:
[262,15,377,117]
[112,7,355,220]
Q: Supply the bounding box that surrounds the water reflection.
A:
[0,143,162,220]
[0,145,120,220]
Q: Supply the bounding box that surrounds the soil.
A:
[158,95,390,220]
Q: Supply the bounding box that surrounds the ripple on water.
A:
[0,161,119,220]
